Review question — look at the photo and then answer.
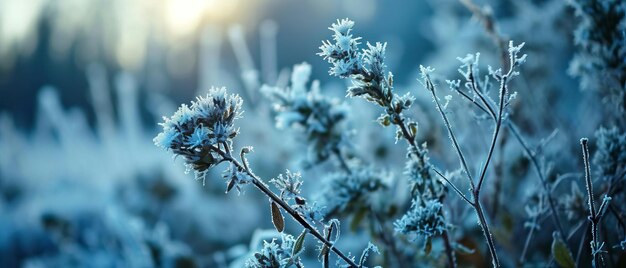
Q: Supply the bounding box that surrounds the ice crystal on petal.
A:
[394,199,446,240]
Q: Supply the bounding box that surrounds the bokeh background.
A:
[0,0,614,267]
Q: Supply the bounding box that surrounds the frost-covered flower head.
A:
[154,87,243,179]
[262,62,350,165]
[245,233,304,268]
[404,145,445,200]
[318,19,363,78]
[394,199,446,240]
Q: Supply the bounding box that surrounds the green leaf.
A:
[271,201,284,232]
[551,233,575,268]
[292,229,307,256]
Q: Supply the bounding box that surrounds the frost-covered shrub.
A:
[593,126,626,181]
[245,233,304,268]
[262,62,350,166]
[569,0,626,116]
[155,85,374,268]
[394,200,446,240]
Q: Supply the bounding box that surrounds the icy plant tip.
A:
[153,87,243,183]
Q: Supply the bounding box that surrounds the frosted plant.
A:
[404,145,445,202]
[155,86,380,267]
[262,62,350,166]
[245,233,304,268]
[418,41,528,268]
[319,18,456,267]
[318,168,390,217]
[394,199,446,240]
[568,0,626,117]
[263,61,394,266]
[593,127,626,182]
[153,87,244,185]
[580,138,613,267]
[319,17,541,267]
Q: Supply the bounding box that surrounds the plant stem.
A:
[425,77,475,188]
[581,138,601,267]
[442,230,458,268]
[211,145,359,267]
[425,67,504,267]
[473,194,501,267]
[450,78,568,241]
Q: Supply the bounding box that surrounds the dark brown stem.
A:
[442,230,458,268]
[473,195,500,267]
[211,145,359,267]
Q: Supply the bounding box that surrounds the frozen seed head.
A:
[154,87,243,180]
[394,199,446,240]
[318,18,362,78]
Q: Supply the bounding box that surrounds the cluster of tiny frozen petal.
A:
[294,201,325,223]
[245,234,303,268]
[318,19,363,78]
[268,169,324,223]
[568,0,626,115]
[593,127,626,181]
[404,145,444,200]
[317,167,390,217]
[270,170,303,201]
[319,18,393,106]
[154,87,243,181]
[394,199,446,240]
[223,162,253,194]
[262,63,350,165]
[319,18,420,150]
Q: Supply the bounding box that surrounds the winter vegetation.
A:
[1,0,626,267]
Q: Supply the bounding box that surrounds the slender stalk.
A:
[211,145,359,267]
[451,79,568,241]
[473,194,501,267]
[426,68,503,267]
[475,76,507,193]
[433,168,474,205]
[442,230,458,268]
[426,77,475,188]
[581,138,602,267]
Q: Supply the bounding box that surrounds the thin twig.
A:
[209,145,359,267]
[433,168,474,205]
[425,73,501,267]
[451,79,568,241]
[426,76,476,190]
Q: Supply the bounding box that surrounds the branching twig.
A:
[210,144,359,267]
